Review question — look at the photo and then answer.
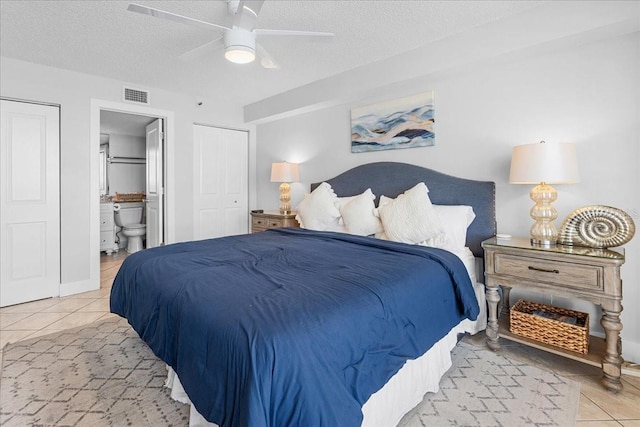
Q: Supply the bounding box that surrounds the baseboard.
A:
[623,339,640,367]
[59,279,99,297]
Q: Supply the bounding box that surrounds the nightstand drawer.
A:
[252,217,283,230]
[250,211,299,233]
[494,253,603,291]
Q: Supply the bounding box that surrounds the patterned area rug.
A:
[0,316,188,426]
[398,343,580,426]
[1,317,580,427]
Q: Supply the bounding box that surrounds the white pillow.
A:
[379,204,476,251]
[324,222,348,234]
[294,182,341,231]
[375,183,443,244]
[339,188,383,236]
[432,205,476,250]
[334,195,357,225]
[334,195,357,211]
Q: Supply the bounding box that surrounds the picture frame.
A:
[351,91,434,153]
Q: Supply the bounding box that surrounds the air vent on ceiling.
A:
[123,87,149,105]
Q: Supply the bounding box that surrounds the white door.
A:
[193,125,248,239]
[1,100,60,307]
[145,119,163,248]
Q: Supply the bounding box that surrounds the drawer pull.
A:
[528,266,560,274]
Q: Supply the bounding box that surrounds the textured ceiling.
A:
[0,0,543,107]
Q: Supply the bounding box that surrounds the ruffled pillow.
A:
[295,182,341,231]
[376,183,443,244]
[339,188,383,236]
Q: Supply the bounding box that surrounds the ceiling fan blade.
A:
[127,3,230,32]
[256,43,279,70]
[232,0,265,30]
[255,28,334,40]
[243,1,265,17]
[178,36,225,62]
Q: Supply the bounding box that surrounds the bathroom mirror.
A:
[99,141,109,197]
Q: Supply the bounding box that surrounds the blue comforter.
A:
[110,228,479,427]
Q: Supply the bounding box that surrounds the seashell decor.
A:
[559,205,636,248]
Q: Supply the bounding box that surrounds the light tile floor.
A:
[1,251,639,426]
[0,251,124,358]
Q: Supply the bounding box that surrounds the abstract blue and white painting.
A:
[351,91,434,153]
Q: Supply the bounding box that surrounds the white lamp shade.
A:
[270,162,300,183]
[509,142,579,184]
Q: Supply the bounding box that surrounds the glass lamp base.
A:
[279,182,291,214]
[529,183,559,246]
[530,237,555,247]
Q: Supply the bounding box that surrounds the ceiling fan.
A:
[127,0,334,69]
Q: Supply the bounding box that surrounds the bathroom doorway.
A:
[99,111,161,258]
[90,100,175,289]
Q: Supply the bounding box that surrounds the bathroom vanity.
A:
[100,202,116,254]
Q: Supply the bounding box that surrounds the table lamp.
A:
[270,162,300,214]
[509,141,579,246]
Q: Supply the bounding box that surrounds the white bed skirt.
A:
[164,280,487,427]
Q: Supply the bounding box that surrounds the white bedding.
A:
[165,247,486,427]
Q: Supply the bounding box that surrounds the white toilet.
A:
[113,202,146,253]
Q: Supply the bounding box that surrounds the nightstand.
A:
[482,237,626,392]
[250,211,299,233]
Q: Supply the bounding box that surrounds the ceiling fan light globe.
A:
[223,28,257,64]
[225,46,255,64]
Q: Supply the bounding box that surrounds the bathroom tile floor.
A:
[1,251,639,425]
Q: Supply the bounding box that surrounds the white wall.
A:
[254,32,640,362]
[107,134,145,194]
[0,57,255,288]
[108,133,145,158]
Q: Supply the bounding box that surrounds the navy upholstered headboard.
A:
[311,162,496,257]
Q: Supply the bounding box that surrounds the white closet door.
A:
[1,100,60,307]
[193,125,248,240]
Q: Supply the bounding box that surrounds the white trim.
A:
[623,339,640,370]
[88,99,175,294]
[0,96,60,108]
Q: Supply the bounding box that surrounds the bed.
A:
[110,161,496,427]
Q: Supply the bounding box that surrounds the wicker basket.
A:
[114,192,145,202]
[510,300,589,354]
